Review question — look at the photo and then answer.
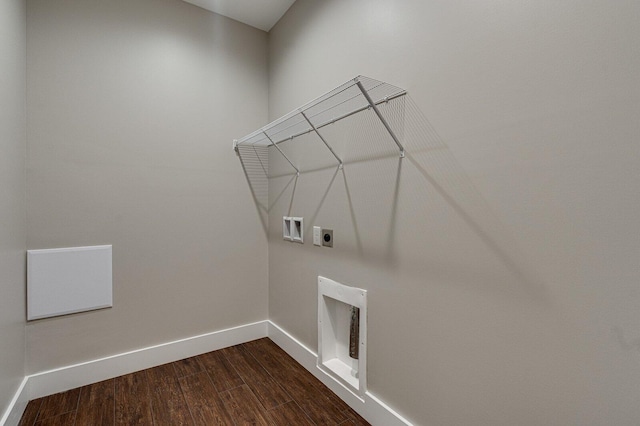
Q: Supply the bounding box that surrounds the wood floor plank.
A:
[243,338,304,385]
[246,338,350,411]
[220,384,271,426]
[34,411,76,426]
[37,388,81,421]
[295,391,349,426]
[146,365,194,425]
[196,350,243,392]
[267,369,347,425]
[245,338,317,389]
[75,379,115,426]
[242,339,293,376]
[150,362,178,379]
[267,401,315,426]
[247,338,352,413]
[178,371,234,426]
[20,337,358,426]
[220,345,292,410]
[115,371,153,425]
[342,408,372,426]
[311,378,352,412]
[18,398,44,426]
[173,356,204,378]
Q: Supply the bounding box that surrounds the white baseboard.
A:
[2,319,413,426]
[267,321,413,426]
[28,320,268,399]
[1,320,268,426]
[0,378,29,426]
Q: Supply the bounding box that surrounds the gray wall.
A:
[26,0,269,373]
[268,1,640,425]
[0,0,27,416]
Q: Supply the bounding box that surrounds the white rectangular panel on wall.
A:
[27,245,113,320]
[318,276,367,399]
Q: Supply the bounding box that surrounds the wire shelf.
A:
[234,76,407,166]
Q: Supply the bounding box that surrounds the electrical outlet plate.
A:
[313,226,321,246]
[322,229,333,247]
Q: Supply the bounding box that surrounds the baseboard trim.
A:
[3,319,413,426]
[26,320,268,400]
[0,378,29,426]
[267,320,413,426]
[2,320,269,426]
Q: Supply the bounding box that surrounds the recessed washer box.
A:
[283,217,292,241]
[27,245,113,320]
[283,216,303,243]
[291,217,303,243]
[318,276,367,399]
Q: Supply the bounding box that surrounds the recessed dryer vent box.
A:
[318,276,367,399]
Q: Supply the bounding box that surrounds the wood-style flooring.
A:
[18,338,370,426]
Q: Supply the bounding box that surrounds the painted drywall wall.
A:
[26,0,269,373]
[267,1,640,425]
[0,0,27,416]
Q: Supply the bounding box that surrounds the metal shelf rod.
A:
[300,111,343,168]
[262,80,386,143]
[355,80,405,157]
[263,131,299,176]
[265,91,406,147]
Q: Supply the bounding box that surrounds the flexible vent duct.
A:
[349,306,360,359]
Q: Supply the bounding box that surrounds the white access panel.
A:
[27,245,113,320]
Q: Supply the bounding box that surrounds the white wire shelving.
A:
[233,75,407,175]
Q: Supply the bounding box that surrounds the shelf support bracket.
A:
[263,131,300,176]
[300,111,343,169]
[355,80,405,158]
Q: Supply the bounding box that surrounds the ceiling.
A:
[182,0,296,32]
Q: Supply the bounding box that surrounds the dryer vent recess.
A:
[318,276,367,398]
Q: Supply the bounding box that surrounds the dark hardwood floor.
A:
[18,338,370,426]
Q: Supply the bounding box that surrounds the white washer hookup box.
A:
[27,245,113,320]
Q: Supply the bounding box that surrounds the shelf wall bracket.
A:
[263,131,300,176]
[300,110,343,169]
[355,80,405,158]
